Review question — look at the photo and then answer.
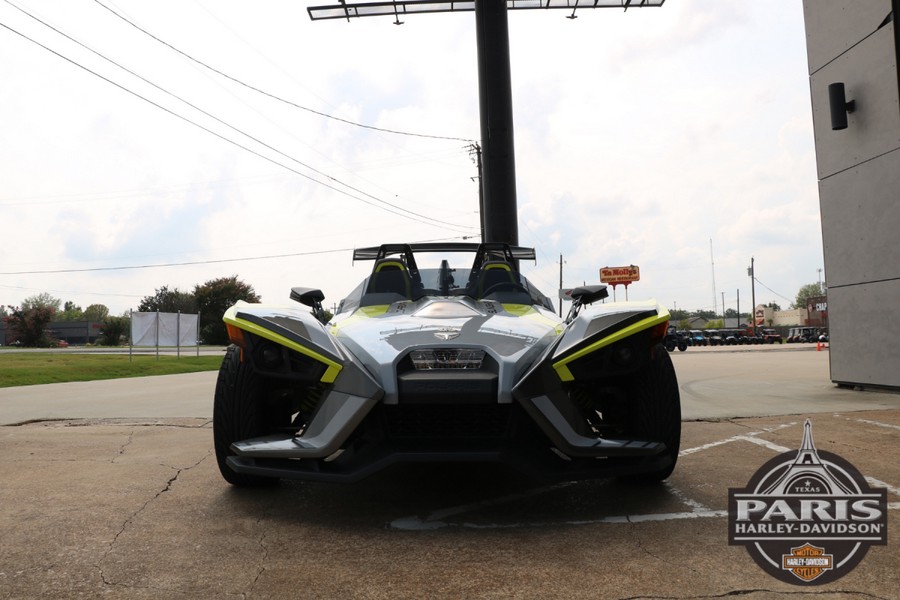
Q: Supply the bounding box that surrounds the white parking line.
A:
[679,421,796,457]
[390,418,897,530]
[835,414,900,431]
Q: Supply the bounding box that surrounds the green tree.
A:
[21,292,61,312]
[194,276,261,345]
[765,301,782,311]
[98,315,130,346]
[678,318,691,330]
[58,301,84,322]
[138,286,196,314]
[693,309,717,320]
[793,282,825,310]
[669,308,689,322]
[83,304,110,321]
[7,305,56,347]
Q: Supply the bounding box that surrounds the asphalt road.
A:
[1,346,897,599]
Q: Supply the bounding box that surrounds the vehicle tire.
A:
[620,344,681,483]
[677,341,687,352]
[665,340,675,352]
[213,345,280,487]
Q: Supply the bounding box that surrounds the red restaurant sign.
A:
[600,265,640,285]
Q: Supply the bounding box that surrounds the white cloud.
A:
[0,0,823,318]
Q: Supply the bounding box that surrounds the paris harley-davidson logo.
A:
[728,420,887,585]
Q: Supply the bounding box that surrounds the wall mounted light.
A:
[828,82,855,130]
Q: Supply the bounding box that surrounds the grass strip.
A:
[0,352,223,388]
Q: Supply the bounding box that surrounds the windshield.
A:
[337,264,555,314]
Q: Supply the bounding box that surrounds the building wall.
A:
[773,309,808,327]
[803,0,900,388]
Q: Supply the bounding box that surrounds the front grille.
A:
[409,348,485,370]
[383,403,513,441]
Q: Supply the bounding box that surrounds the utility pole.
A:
[748,257,757,336]
[737,289,740,328]
[469,142,485,242]
[710,239,717,319]
[722,291,726,324]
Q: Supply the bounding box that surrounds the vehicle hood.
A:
[330,297,563,403]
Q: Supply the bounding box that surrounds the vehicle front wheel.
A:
[213,345,280,487]
[621,344,681,483]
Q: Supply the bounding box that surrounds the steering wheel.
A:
[481,281,529,297]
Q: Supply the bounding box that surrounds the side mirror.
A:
[570,285,608,305]
[566,285,609,323]
[290,287,325,307]
[290,287,329,324]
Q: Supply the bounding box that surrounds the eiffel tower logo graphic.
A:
[759,419,856,497]
[728,418,888,585]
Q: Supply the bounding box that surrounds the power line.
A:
[753,277,792,303]
[0,235,477,276]
[0,6,471,231]
[92,0,476,144]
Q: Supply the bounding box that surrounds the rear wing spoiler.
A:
[353,242,536,263]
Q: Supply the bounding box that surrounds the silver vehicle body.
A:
[214,243,680,484]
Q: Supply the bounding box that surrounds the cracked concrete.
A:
[0,415,896,599]
[1,351,898,598]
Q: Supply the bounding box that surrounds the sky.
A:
[0,0,823,318]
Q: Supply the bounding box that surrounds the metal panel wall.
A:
[818,149,900,287]
[808,23,900,179]
[828,280,900,388]
[804,1,900,390]
[803,0,891,73]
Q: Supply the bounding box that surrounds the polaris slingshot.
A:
[213,243,680,486]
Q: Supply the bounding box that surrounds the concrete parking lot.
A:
[0,347,897,599]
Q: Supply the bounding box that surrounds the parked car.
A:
[761,329,782,344]
[787,327,819,343]
[688,330,708,346]
[664,326,688,352]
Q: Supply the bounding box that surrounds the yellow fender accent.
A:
[501,304,565,334]
[224,314,343,384]
[552,308,670,382]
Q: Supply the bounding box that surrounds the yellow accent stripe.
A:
[500,303,534,316]
[224,315,343,384]
[552,309,669,382]
[501,304,565,334]
[328,305,391,334]
[359,305,390,317]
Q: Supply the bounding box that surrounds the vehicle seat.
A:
[365,259,412,299]
[475,261,516,298]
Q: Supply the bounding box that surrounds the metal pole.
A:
[750,257,757,336]
[558,254,563,318]
[475,0,518,245]
[177,310,181,360]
